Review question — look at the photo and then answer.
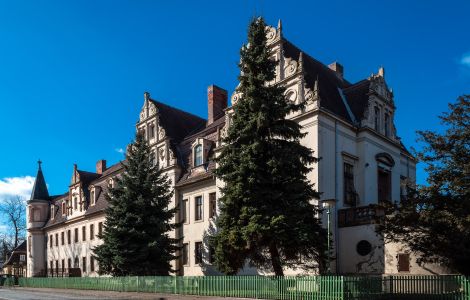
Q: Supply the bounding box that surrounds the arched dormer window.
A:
[194,144,203,166]
[108,178,114,189]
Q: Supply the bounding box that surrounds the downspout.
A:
[334,120,340,274]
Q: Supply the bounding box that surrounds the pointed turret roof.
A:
[30,160,49,200]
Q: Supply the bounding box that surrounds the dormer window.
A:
[384,113,390,137]
[108,178,114,189]
[374,106,380,131]
[62,202,66,216]
[50,206,55,220]
[90,188,96,206]
[194,144,203,166]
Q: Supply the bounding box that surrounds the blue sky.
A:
[0,0,469,201]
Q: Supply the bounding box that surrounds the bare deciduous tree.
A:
[0,196,26,249]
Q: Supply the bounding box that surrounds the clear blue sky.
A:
[0,0,469,197]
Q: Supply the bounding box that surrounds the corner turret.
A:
[26,160,50,277]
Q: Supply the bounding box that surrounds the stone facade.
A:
[26,21,446,277]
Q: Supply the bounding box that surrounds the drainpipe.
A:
[334,120,340,274]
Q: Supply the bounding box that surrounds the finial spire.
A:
[277,19,282,31]
[144,91,150,102]
[30,160,49,200]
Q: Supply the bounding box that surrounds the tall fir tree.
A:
[94,132,180,276]
[379,95,470,275]
[211,17,327,276]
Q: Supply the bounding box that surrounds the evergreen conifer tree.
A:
[94,133,179,276]
[211,17,327,276]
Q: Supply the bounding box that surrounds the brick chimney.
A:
[96,160,107,174]
[328,62,344,79]
[207,85,227,125]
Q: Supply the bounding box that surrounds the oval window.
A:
[356,240,372,256]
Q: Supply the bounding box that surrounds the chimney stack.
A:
[207,85,227,125]
[96,160,107,174]
[328,62,344,79]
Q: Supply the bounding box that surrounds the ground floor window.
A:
[195,242,202,265]
[182,243,189,266]
[398,253,410,272]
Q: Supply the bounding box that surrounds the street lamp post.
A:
[321,199,336,274]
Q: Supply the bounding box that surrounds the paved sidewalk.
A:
[0,287,250,300]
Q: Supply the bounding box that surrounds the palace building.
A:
[26,21,445,277]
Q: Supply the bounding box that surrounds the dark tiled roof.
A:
[77,170,101,185]
[343,79,371,121]
[150,99,207,143]
[30,164,49,200]
[282,40,354,123]
[176,161,216,187]
[43,162,124,229]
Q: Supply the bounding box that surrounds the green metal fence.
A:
[17,275,470,300]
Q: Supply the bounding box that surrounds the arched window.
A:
[194,144,203,166]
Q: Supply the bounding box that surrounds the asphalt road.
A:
[0,287,236,300]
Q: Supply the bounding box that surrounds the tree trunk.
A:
[269,243,284,276]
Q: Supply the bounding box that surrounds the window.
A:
[90,190,95,206]
[150,152,156,167]
[28,236,31,253]
[74,257,79,268]
[374,106,380,131]
[195,196,203,221]
[398,253,410,272]
[68,258,71,269]
[356,240,372,256]
[82,256,87,273]
[194,144,203,166]
[108,179,114,188]
[55,233,58,247]
[49,235,53,248]
[90,256,95,272]
[378,168,392,203]
[62,202,66,216]
[400,176,408,202]
[209,193,216,218]
[384,113,390,137]
[149,124,155,139]
[61,232,64,245]
[82,226,86,241]
[73,197,77,210]
[74,228,78,243]
[195,242,203,265]
[98,222,103,236]
[67,230,71,244]
[33,209,41,221]
[181,199,189,223]
[20,255,25,262]
[55,260,59,273]
[343,163,357,206]
[182,243,189,266]
[90,224,94,240]
[208,246,215,264]
[50,261,53,274]
[62,259,65,273]
[50,206,55,219]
